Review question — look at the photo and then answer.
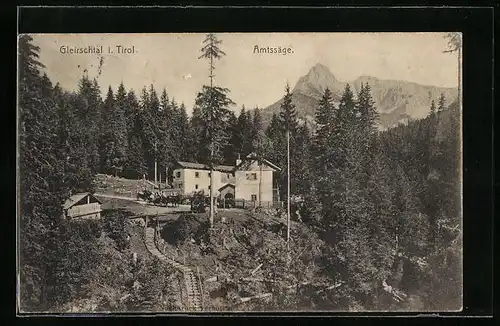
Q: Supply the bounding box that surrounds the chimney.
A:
[236,153,242,166]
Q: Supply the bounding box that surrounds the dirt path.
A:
[96,193,192,216]
[95,193,138,201]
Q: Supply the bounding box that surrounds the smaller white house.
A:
[63,192,102,220]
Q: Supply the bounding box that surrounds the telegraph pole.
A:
[154,141,158,187]
[286,129,290,245]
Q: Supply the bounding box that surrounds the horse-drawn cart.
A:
[136,188,184,207]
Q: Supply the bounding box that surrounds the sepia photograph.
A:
[17,32,462,313]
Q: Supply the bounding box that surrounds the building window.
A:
[208,185,211,190]
[175,171,181,178]
[246,173,257,180]
[251,194,257,201]
[195,172,200,178]
[195,184,199,190]
[208,172,211,177]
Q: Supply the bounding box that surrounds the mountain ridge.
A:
[260,63,458,130]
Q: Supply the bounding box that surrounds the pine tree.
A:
[99,86,115,173]
[156,88,174,182]
[19,35,62,310]
[334,83,358,172]
[313,88,335,174]
[294,124,312,196]
[279,84,299,135]
[250,108,268,207]
[176,103,192,162]
[138,86,160,181]
[76,75,102,173]
[264,112,285,171]
[53,88,94,194]
[224,111,239,165]
[189,105,204,163]
[437,93,446,113]
[235,106,254,157]
[124,90,145,179]
[276,84,300,201]
[126,135,148,179]
[429,100,436,117]
[124,89,139,135]
[311,88,337,219]
[110,83,129,176]
[356,82,379,188]
[357,82,379,139]
[197,33,234,227]
[19,35,95,311]
[251,108,264,145]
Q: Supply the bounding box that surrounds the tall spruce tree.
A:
[356,82,379,188]
[124,90,146,179]
[100,86,128,176]
[76,75,103,173]
[279,84,299,134]
[250,108,268,207]
[176,103,192,162]
[18,35,65,310]
[224,111,239,165]
[19,35,96,311]
[437,93,446,113]
[312,88,337,216]
[235,106,254,157]
[197,33,234,227]
[429,100,436,117]
[264,112,285,177]
[278,84,300,199]
[313,88,335,173]
[189,105,204,163]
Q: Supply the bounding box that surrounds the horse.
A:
[137,189,153,202]
[165,194,181,207]
[145,191,163,206]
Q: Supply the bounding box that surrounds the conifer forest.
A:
[18,33,462,312]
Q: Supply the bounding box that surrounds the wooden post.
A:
[154,141,158,187]
[286,129,290,246]
[258,157,263,208]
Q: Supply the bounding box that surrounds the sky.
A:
[31,33,459,114]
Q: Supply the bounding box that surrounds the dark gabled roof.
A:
[63,192,101,210]
[218,183,235,191]
[175,154,280,173]
[175,161,235,173]
[236,153,281,172]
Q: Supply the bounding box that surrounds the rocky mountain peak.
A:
[293,63,342,99]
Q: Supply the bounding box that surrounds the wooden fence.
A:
[231,200,283,209]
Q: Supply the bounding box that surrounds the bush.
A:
[45,220,104,309]
[102,210,131,251]
[161,213,209,245]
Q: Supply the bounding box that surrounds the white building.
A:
[172,153,280,206]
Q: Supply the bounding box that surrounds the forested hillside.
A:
[18,33,461,311]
